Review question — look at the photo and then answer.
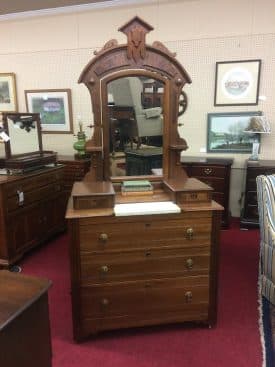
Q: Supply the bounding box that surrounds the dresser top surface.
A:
[0,164,63,184]
[0,271,51,331]
[246,159,275,168]
[57,155,91,163]
[181,156,234,166]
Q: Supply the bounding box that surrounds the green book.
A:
[122,180,152,192]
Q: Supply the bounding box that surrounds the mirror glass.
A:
[7,115,40,156]
[107,76,164,177]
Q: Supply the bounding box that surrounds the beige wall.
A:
[0,0,275,216]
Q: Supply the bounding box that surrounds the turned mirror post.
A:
[78,16,191,183]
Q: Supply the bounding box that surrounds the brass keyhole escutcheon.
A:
[99,233,108,242]
[101,298,109,306]
[186,227,194,240]
[185,291,193,303]
[186,258,194,269]
[101,265,109,273]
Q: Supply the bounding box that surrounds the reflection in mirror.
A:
[7,115,40,156]
[107,76,164,177]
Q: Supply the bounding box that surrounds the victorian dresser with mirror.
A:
[66,17,223,341]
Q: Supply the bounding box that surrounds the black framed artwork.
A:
[214,60,261,106]
[207,111,262,153]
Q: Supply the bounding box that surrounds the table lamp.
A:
[244,115,271,161]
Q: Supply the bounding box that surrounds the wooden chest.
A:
[67,205,221,341]
[240,159,275,228]
[0,166,65,267]
[181,157,233,228]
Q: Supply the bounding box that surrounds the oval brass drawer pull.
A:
[204,168,212,175]
[186,258,194,269]
[185,291,193,303]
[186,227,194,240]
[99,233,108,242]
[101,265,109,273]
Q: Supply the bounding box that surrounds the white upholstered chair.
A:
[257,174,275,304]
[108,77,163,139]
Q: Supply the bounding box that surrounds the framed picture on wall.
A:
[25,89,73,134]
[214,60,261,106]
[0,73,18,112]
[207,111,262,153]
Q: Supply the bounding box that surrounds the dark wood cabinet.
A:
[181,157,233,228]
[240,160,275,228]
[0,166,65,267]
[0,271,52,367]
[57,155,91,197]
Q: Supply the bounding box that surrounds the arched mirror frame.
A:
[79,16,191,183]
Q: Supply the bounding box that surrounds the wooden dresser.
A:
[0,270,52,367]
[181,157,233,228]
[67,17,223,341]
[0,165,65,268]
[240,159,275,228]
[67,179,222,341]
[57,155,91,197]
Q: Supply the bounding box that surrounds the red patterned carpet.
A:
[19,219,262,367]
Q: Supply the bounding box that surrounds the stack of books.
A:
[121,180,153,196]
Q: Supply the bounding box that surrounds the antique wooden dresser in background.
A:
[181,157,233,228]
[0,165,65,268]
[57,155,91,202]
[240,159,275,228]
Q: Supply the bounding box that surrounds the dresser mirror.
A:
[4,113,42,157]
[79,16,191,183]
[2,112,56,172]
[106,75,164,177]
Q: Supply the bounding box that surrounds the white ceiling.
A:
[0,0,112,15]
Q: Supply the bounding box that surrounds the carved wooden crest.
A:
[118,16,153,62]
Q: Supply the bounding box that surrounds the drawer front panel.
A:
[79,216,212,252]
[6,183,62,212]
[212,192,225,207]
[190,165,226,178]
[80,276,209,319]
[246,191,258,206]
[244,204,258,219]
[80,246,210,283]
[193,177,225,193]
[5,171,62,198]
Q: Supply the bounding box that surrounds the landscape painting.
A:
[207,112,261,153]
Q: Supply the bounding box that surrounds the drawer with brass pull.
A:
[80,246,210,283]
[79,214,212,252]
[80,276,209,319]
[190,165,227,178]
[5,170,62,198]
[6,183,62,212]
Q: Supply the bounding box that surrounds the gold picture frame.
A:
[0,73,18,112]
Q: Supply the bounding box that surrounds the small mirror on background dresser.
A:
[2,112,56,173]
